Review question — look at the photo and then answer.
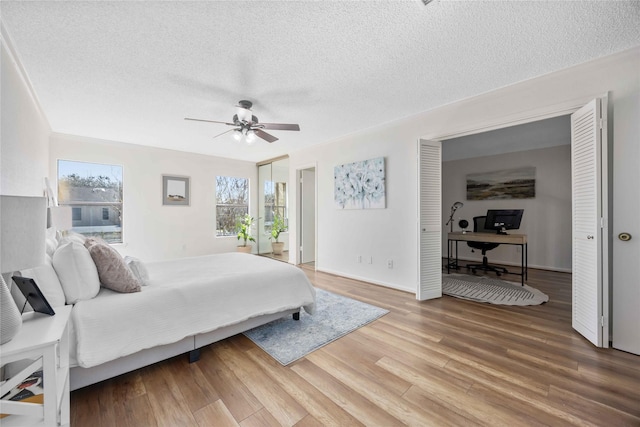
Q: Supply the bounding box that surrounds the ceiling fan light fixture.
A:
[245,129,256,143]
[233,129,243,141]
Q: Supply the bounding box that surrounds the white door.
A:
[418,140,442,300]
[300,168,316,264]
[571,97,609,347]
[612,110,640,355]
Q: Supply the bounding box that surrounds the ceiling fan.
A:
[185,100,300,143]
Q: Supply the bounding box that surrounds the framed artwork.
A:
[334,157,386,209]
[466,167,535,200]
[162,175,190,206]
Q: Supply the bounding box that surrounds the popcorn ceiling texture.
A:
[2,1,639,161]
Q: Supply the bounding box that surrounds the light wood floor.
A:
[71,265,640,426]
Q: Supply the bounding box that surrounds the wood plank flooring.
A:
[70,265,640,426]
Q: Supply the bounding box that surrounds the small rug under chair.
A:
[243,288,389,365]
[443,274,549,306]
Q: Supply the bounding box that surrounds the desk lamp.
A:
[445,201,464,232]
[445,201,463,269]
[0,196,46,344]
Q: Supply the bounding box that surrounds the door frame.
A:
[418,94,611,345]
[295,163,318,267]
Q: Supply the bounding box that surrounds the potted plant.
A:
[269,213,288,255]
[236,214,255,253]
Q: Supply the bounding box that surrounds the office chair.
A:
[466,216,508,276]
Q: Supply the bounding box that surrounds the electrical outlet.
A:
[357,255,362,263]
[368,256,373,264]
[387,259,393,269]
[516,246,521,253]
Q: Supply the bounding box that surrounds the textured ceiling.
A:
[2,1,639,162]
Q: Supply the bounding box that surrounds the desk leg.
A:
[447,239,451,274]
[455,241,459,271]
[519,243,528,286]
[521,244,524,286]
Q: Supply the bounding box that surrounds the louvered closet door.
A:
[571,98,608,347]
[418,140,442,300]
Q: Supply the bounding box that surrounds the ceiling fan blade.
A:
[212,129,235,140]
[254,129,278,143]
[259,123,300,131]
[185,117,235,126]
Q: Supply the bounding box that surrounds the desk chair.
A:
[466,216,508,276]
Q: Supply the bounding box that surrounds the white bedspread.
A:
[70,253,316,368]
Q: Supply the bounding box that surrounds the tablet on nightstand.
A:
[12,276,56,316]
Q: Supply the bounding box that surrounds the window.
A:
[58,160,123,243]
[72,207,82,221]
[216,176,249,236]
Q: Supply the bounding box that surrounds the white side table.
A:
[0,305,72,427]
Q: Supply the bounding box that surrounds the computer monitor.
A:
[485,209,524,234]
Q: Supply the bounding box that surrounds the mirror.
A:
[257,157,289,260]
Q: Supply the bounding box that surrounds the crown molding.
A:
[1,20,52,132]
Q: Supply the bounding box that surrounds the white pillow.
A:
[18,264,66,309]
[52,242,100,304]
[124,256,150,286]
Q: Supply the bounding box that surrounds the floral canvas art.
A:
[334,157,386,209]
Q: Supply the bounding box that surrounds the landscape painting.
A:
[466,167,535,200]
[334,157,386,209]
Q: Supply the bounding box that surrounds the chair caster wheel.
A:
[496,272,502,277]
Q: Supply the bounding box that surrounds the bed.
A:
[7,218,315,390]
[66,252,315,390]
[4,197,315,390]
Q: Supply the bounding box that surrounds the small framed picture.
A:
[162,175,190,206]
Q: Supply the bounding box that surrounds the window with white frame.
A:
[57,160,123,243]
[216,176,249,236]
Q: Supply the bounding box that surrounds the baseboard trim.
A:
[315,267,415,294]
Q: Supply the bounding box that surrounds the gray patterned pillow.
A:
[84,238,141,293]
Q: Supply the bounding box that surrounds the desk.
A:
[448,232,528,286]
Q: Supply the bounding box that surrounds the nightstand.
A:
[0,305,72,427]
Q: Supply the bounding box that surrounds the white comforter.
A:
[70,253,316,368]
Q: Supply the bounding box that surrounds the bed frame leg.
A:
[293,312,300,321]
[189,349,201,363]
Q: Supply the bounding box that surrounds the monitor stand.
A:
[497,227,508,235]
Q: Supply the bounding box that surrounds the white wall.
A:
[289,130,419,293]
[49,133,257,261]
[288,47,639,295]
[0,39,50,196]
[443,145,572,271]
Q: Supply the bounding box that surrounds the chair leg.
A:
[466,255,508,276]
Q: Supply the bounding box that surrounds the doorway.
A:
[441,115,572,273]
[419,97,610,348]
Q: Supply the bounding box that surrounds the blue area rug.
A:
[243,288,389,365]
